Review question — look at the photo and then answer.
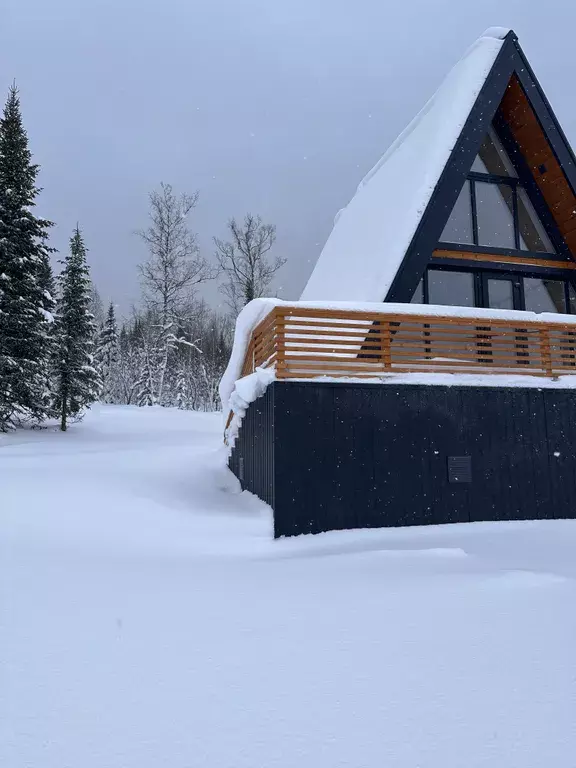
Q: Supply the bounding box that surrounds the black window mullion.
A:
[515,277,526,311]
[474,272,484,308]
[468,171,520,186]
[513,186,520,250]
[470,180,479,245]
[564,281,571,314]
[423,269,430,304]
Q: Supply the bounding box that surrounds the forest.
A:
[0,85,285,431]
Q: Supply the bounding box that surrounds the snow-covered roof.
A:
[301,28,510,303]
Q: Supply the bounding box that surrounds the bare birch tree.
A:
[214,214,284,314]
[136,183,216,403]
[137,183,215,323]
[89,285,105,327]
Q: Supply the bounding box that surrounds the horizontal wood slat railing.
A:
[239,305,576,382]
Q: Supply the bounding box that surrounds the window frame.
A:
[471,173,520,250]
[439,171,566,256]
[427,267,476,308]
[482,272,523,311]
[418,265,576,315]
[439,121,569,257]
[523,276,574,315]
[448,171,530,252]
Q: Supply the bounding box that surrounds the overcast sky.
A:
[4,0,576,314]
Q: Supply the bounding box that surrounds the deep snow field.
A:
[2,404,576,767]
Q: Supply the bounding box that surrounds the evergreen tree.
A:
[175,363,190,410]
[0,84,55,429]
[38,249,57,405]
[96,302,119,402]
[38,250,56,312]
[53,226,100,431]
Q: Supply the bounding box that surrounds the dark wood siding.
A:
[228,384,274,509]
[231,381,576,537]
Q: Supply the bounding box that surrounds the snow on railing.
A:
[243,304,576,380]
[221,300,576,443]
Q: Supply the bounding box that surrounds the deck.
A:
[239,304,576,380]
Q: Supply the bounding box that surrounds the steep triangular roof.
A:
[301,28,576,303]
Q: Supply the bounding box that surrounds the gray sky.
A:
[4,0,576,314]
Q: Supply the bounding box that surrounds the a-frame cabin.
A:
[301,28,576,315]
[225,29,576,537]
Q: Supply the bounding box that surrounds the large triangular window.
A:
[440,124,556,254]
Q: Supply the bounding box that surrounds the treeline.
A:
[93,298,231,412]
[0,85,285,431]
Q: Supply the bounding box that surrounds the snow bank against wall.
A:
[219,298,280,416]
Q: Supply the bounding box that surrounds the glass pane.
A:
[471,153,489,174]
[517,188,555,253]
[428,270,475,307]
[440,181,473,244]
[569,284,576,314]
[524,278,566,313]
[487,279,514,310]
[410,278,424,304]
[476,181,516,248]
[471,128,518,177]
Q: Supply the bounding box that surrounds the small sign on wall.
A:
[448,456,472,483]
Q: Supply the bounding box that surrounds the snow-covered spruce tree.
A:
[95,301,119,402]
[175,362,190,410]
[0,84,55,430]
[53,226,100,431]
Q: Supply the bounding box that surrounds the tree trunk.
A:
[157,339,169,405]
[60,388,68,432]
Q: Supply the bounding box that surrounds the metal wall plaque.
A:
[448,456,472,483]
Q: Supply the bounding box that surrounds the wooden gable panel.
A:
[433,248,576,270]
[499,76,576,255]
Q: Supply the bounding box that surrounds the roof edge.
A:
[384,33,517,301]
[481,26,514,41]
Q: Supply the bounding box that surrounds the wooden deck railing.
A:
[242,305,576,380]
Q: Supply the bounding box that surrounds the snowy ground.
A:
[2,405,576,768]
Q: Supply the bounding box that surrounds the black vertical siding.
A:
[274,384,336,537]
[543,393,576,516]
[228,384,274,508]
[230,381,576,538]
